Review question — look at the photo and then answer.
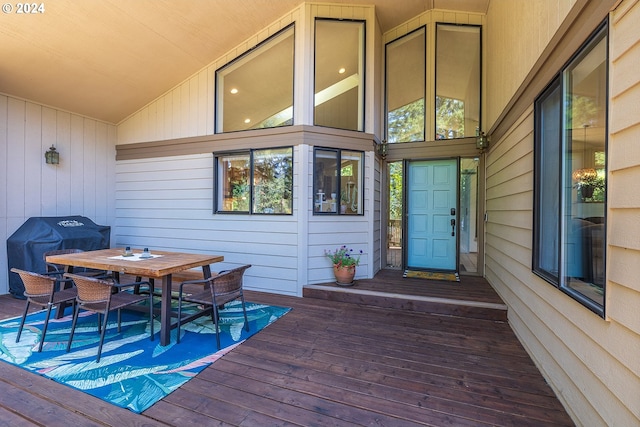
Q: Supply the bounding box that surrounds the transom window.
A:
[384,23,480,142]
[435,24,481,140]
[314,19,365,131]
[215,25,295,133]
[386,27,426,143]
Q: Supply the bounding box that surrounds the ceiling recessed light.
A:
[338,68,346,74]
[230,88,238,94]
[244,118,251,124]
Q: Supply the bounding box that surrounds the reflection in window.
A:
[313,148,363,215]
[534,22,607,315]
[386,27,425,143]
[218,153,250,212]
[563,28,607,308]
[253,148,293,214]
[435,24,480,140]
[216,147,293,214]
[216,25,294,133]
[314,19,364,131]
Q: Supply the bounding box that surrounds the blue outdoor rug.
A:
[0,299,290,413]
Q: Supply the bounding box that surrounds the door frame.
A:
[379,138,485,277]
[402,157,460,273]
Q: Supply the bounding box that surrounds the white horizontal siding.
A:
[114,152,303,296]
[307,149,373,284]
[114,144,376,296]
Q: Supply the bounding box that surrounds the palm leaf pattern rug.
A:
[0,298,290,413]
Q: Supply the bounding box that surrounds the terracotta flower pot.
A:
[333,264,355,286]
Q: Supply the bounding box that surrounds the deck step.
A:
[303,284,508,322]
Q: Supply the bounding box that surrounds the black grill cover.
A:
[7,216,110,298]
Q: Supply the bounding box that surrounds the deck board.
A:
[0,270,574,426]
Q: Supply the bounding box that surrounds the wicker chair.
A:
[10,268,77,352]
[65,273,154,362]
[177,265,251,349]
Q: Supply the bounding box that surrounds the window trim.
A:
[533,20,608,317]
[213,146,294,215]
[214,23,296,134]
[384,25,426,143]
[312,147,364,216]
[434,22,482,141]
[533,77,562,286]
[313,18,366,132]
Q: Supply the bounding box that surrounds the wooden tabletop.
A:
[46,248,224,278]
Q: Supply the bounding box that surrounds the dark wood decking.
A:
[304,269,508,321]
[0,271,574,426]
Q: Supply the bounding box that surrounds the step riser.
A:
[303,286,508,322]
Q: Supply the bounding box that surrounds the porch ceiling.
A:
[0,0,488,124]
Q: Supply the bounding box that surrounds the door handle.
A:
[451,218,456,236]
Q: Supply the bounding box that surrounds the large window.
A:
[216,25,294,133]
[435,24,481,140]
[386,27,425,143]
[215,147,293,214]
[314,19,365,131]
[313,148,363,215]
[534,22,607,315]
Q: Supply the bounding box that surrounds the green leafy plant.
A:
[574,172,605,202]
[325,245,362,267]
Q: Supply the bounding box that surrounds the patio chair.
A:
[176,265,251,349]
[64,273,155,362]
[10,268,77,352]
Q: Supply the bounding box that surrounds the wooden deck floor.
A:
[0,270,574,426]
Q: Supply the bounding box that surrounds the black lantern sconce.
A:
[377,140,388,159]
[45,145,60,165]
[476,132,489,152]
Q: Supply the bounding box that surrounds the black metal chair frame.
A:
[10,268,77,352]
[65,273,155,362]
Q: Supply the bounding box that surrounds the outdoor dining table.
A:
[45,248,224,346]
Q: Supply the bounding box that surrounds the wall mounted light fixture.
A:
[377,140,388,159]
[476,132,489,152]
[45,145,59,165]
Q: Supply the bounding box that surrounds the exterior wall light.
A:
[45,145,60,165]
[476,132,489,152]
[377,140,388,159]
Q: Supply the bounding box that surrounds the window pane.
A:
[314,149,338,213]
[460,157,479,274]
[386,27,425,143]
[436,25,480,140]
[340,150,363,215]
[252,148,293,214]
[534,80,561,281]
[216,26,294,133]
[313,148,364,215]
[314,20,364,131]
[218,153,250,212]
[562,29,607,307]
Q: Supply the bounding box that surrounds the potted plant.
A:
[325,245,362,286]
[574,172,605,202]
